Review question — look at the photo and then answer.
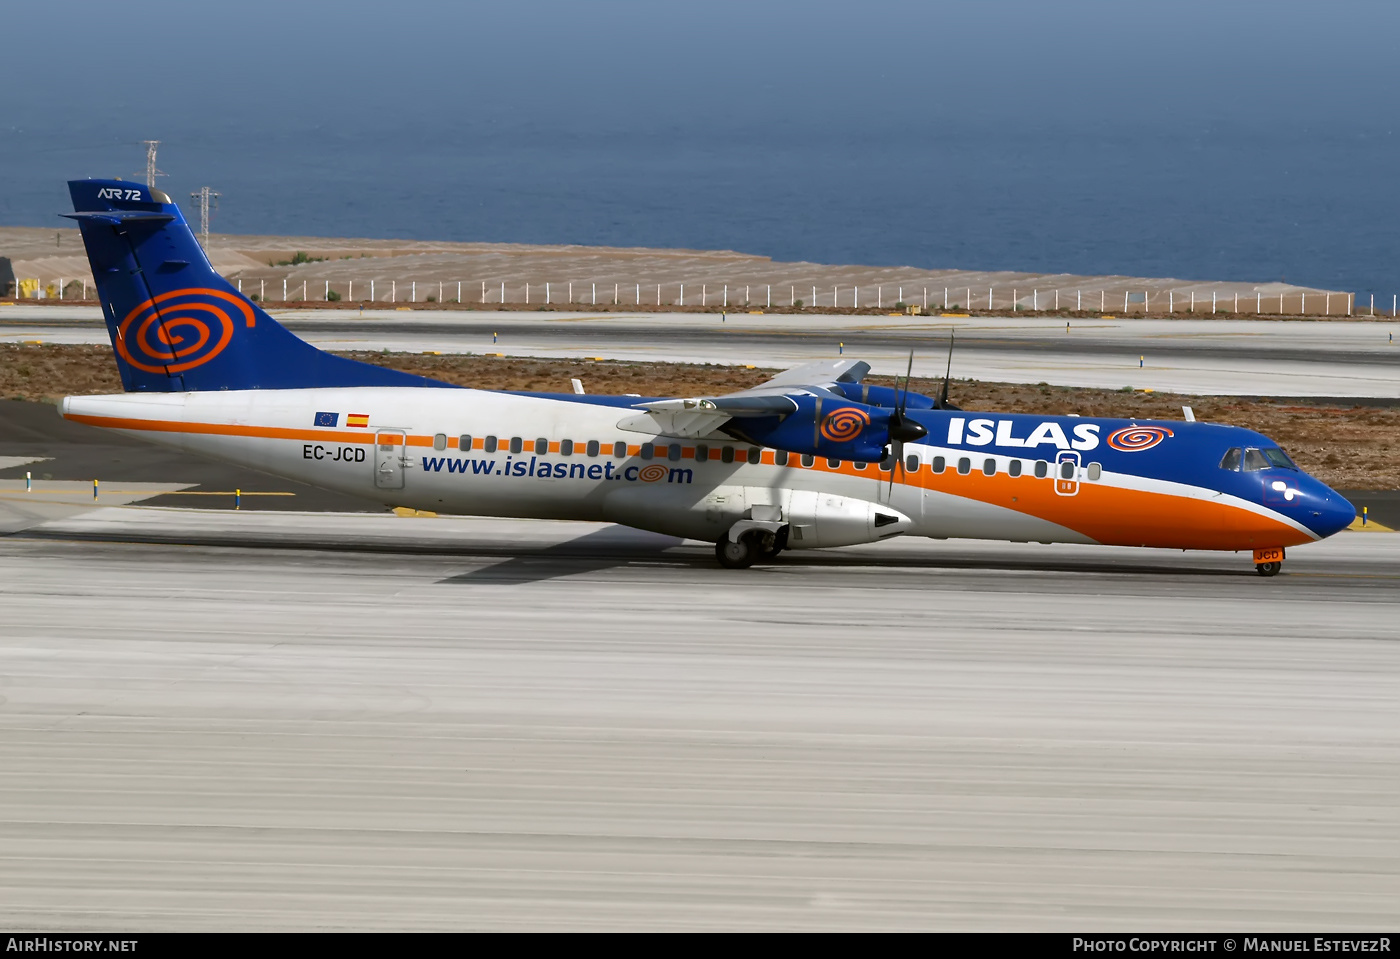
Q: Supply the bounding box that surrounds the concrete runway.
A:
[5,306,1400,397]
[1,505,1398,930]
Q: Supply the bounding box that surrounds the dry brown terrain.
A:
[3,343,1396,490]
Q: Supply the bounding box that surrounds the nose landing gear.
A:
[1253,546,1285,577]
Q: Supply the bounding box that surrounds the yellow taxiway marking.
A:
[1348,517,1395,532]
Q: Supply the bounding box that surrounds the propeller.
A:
[887,350,927,497]
[933,331,961,411]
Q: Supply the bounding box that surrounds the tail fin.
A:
[65,179,453,392]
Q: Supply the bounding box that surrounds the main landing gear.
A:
[715,513,789,569]
[1253,546,1285,577]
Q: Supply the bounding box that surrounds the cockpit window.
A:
[1242,448,1270,472]
[1262,447,1297,470]
[1219,448,1242,471]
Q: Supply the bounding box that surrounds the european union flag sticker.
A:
[314,411,339,427]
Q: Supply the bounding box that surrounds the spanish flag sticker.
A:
[346,413,370,428]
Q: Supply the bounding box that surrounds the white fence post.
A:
[680,284,684,306]
[1169,291,1173,312]
[592,282,596,305]
[482,281,486,303]
[1077,289,1081,311]
[546,282,550,304]
[500,281,504,304]
[1100,290,1105,312]
[702,284,707,307]
[767,285,771,309]
[568,282,573,303]
[325,279,330,301]
[391,280,396,303]
[854,286,859,309]
[368,280,372,302]
[458,281,461,304]
[1211,291,1216,314]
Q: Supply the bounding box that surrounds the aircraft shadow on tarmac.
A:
[16,522,1257,582]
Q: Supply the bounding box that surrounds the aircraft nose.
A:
[1310,488,1357,539]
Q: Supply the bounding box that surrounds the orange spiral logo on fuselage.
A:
[116,287,256,375]
[1107,426,1174,451]
[638,463,669,482]
[820,407,870,443]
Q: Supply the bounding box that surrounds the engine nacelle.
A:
[727,393,925,463]
[603,484,912,548]
[784,490,912,548]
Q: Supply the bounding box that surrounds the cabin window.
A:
[1243,448,1269,472]
[669,444,682,462]
[827,457,841,469]
[587,440,600,457]
[1219,448,1242,471]
[905,453,919,473]
[613,441,627,458]
[748,448,761,465]
[932,456,946,474]
[534,437,547,455]
[957,457,971,475]
[1008,460,1022,477]
[880,457,893,471]
[433,433,447,451]
[854,460,867,471]
[484,435,498,453]
[640,443,654,460]
[983,458,997,476]
[561,439,574,456]
[458,434,472,451]
[509,436,523,454]
[1087,462,1102,481]
[1060,460,1076,479]
[695,444,708,461]
[722,447,735,464]
[801,454,814,468]
[1034,460,1048,478]
[776,450,790,466]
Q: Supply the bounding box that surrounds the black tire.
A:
[715,534,759,569]
[759,527,789,560]
[1255,561,1282,577]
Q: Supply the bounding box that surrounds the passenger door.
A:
[374,430,407,490]
[1055,450,1081,496]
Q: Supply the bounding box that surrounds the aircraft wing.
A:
[615,358,871,438]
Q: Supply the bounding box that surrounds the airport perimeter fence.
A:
[229,277,1381,317]
[9,276,1399,317]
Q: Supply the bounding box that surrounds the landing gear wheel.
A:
[759,527,789,560]
[1255,561,1282,577]
[716,533,760,569]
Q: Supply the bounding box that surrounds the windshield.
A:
[1262,447,1297,470]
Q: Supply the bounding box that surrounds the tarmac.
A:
[5,306,1400,396]
[1,505,1397,930]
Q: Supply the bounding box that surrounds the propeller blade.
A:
[900,349,914,414]
[936,331,957,411]
[813,394,822,451]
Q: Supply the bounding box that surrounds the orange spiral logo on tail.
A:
[820,407,870,443]
[1107,426,1173,451]
[116,287,256,375]
[637,464,669,483]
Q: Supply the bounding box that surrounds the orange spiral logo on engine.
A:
[638,464,669,482]
[115,287,256,375]
[1107,426,1174,451]
[820,407,870,443]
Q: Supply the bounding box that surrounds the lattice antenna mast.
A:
[189,186,220,249]
[141,140,166,188]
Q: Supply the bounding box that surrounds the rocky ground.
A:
[3,343,1396,489]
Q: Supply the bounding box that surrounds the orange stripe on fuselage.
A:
[63,413,379,445]
[64,412,1307,549]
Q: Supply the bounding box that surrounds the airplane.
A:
[56,178,1357,575]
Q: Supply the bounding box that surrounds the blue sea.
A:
[3,0,1397,295]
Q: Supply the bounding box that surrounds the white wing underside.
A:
[615,358,870,438]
